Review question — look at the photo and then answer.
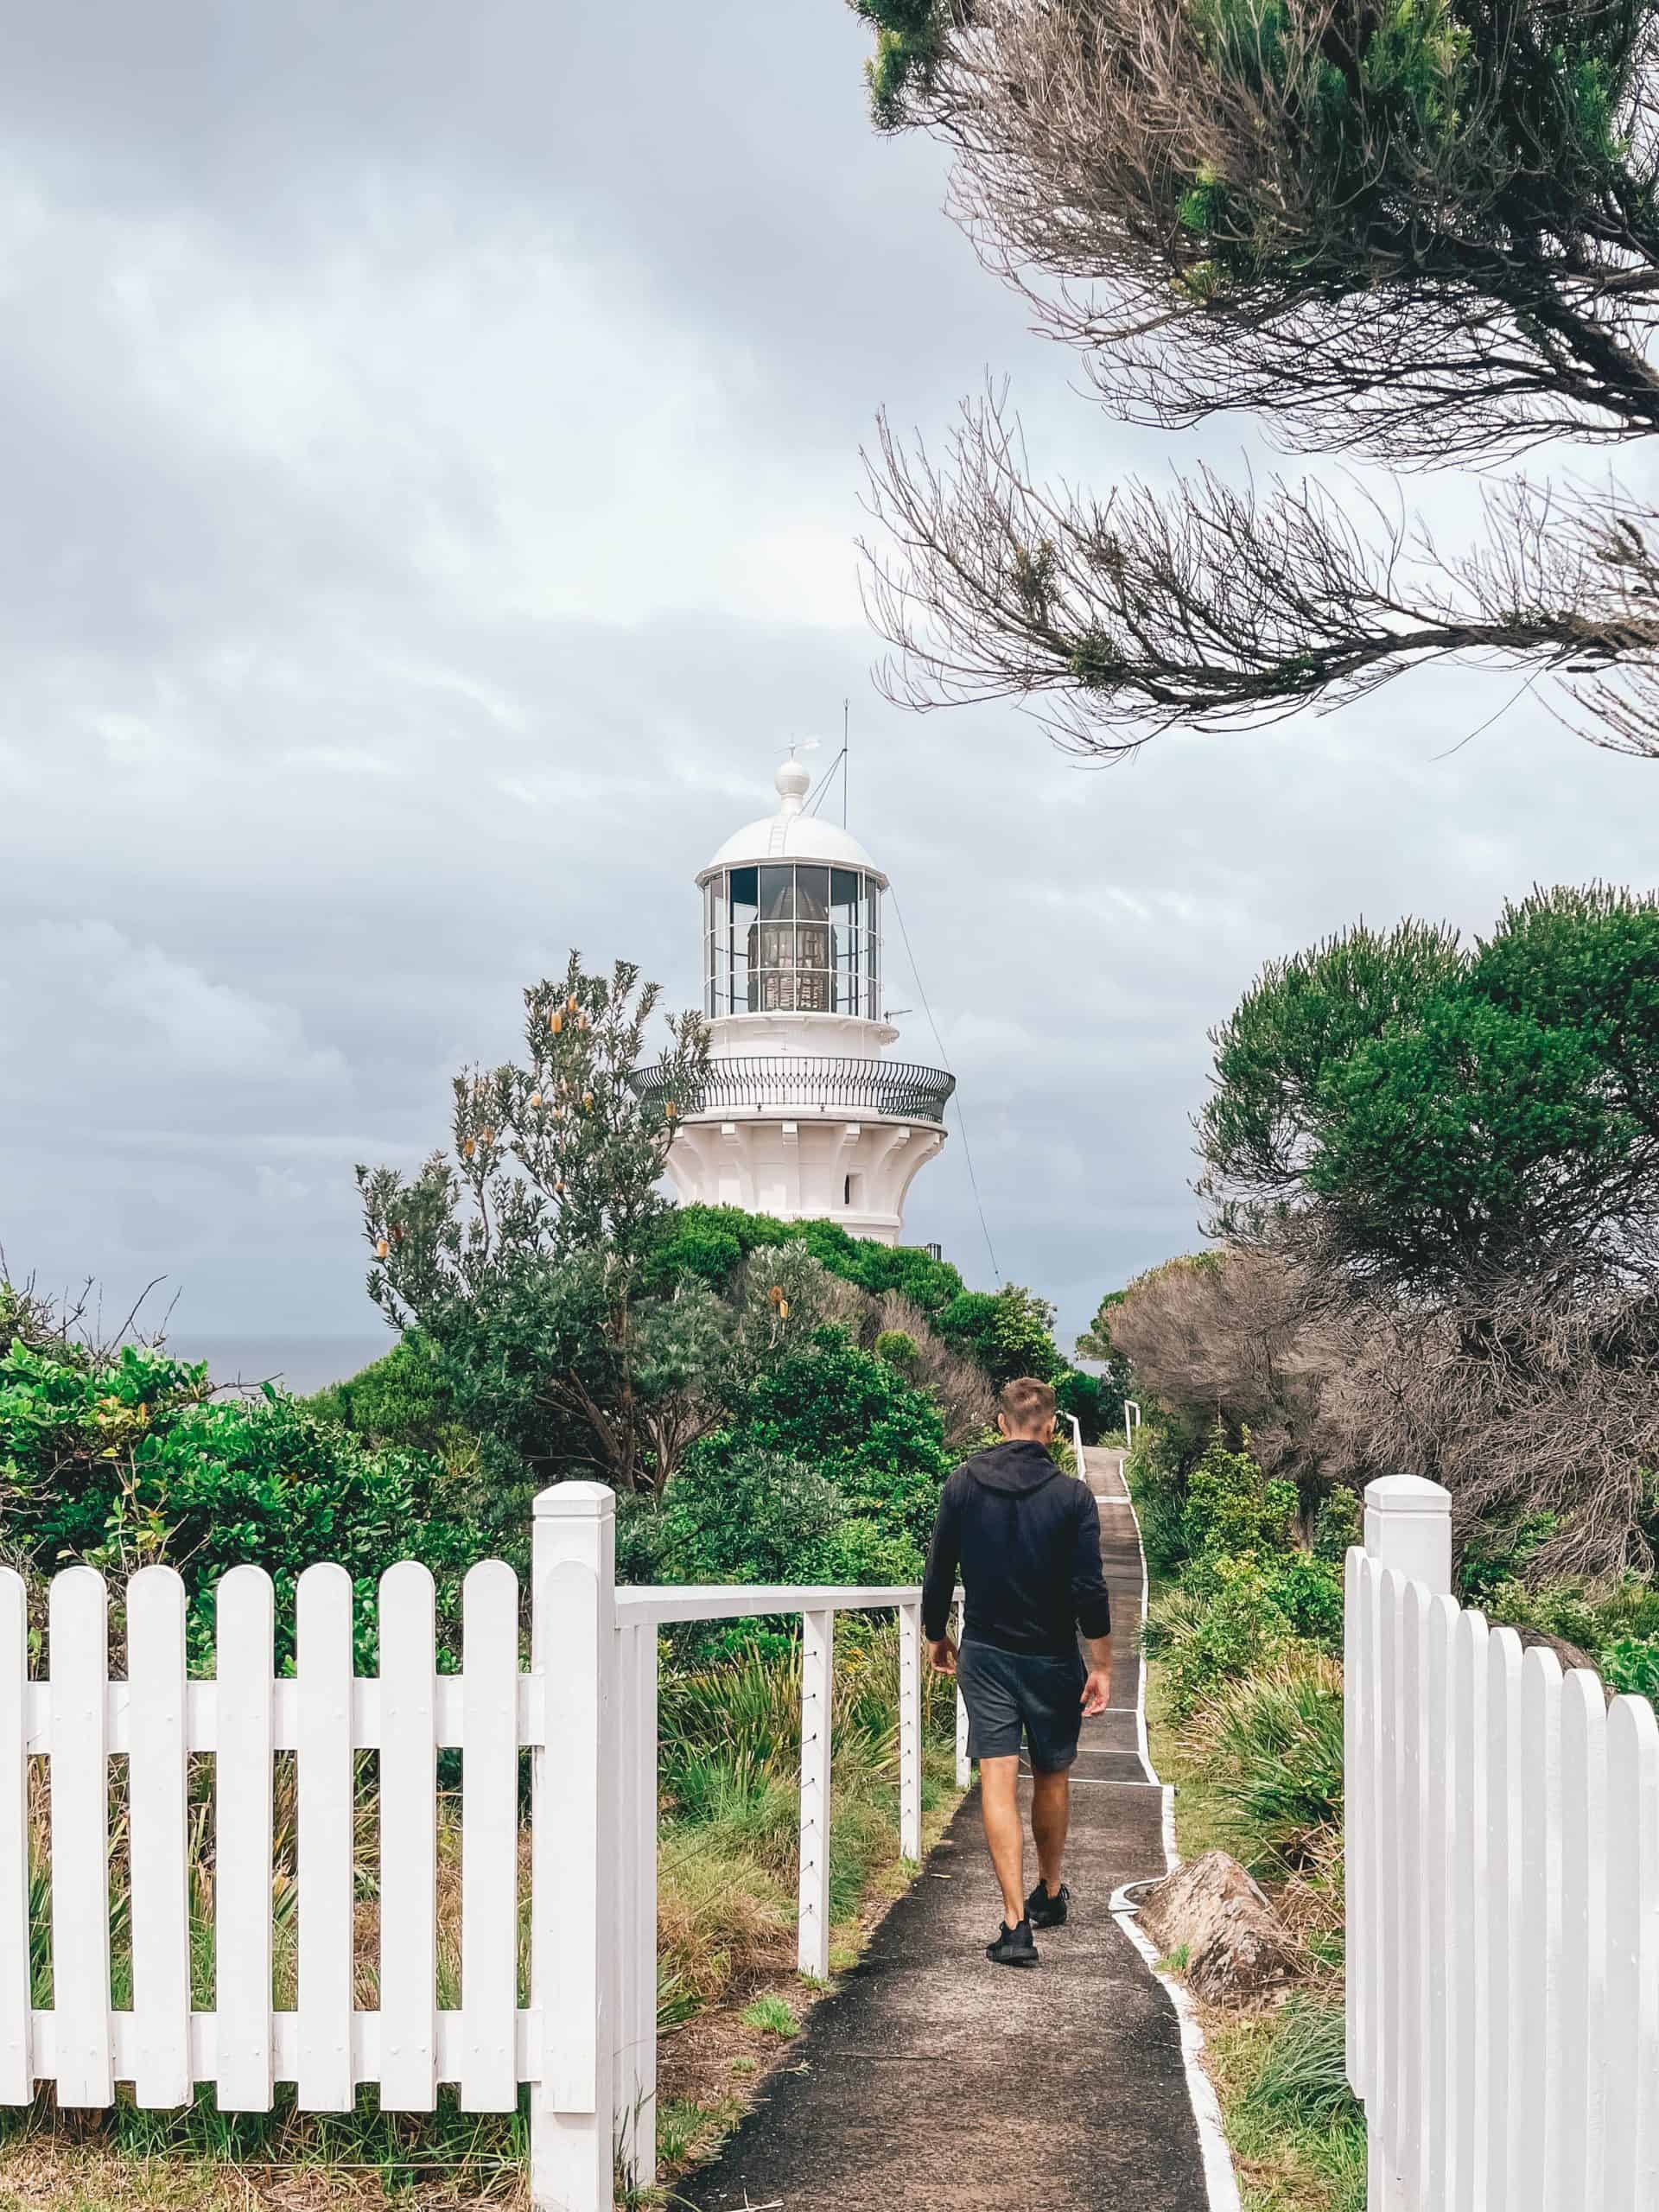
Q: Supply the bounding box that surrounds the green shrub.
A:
[1266,1550,1345,1650]
[1603,1633,1659,1707]
[644,1204,963,1314]
[1180,1440,1297,1561]
[1181,1651,1345,1866]
[1313,1486,1363,1564]
[742,1327,950,1550]
[1055,1364,1117,1445]
[652,1444,850,1588]
[937,1284,1064,1387]
[1127,1431,1191,1578]
[874,1329,920,1368]
[1144,1554,1298,1716]
[307,1332,461,1456]
[0,1339,472,1670]
[1457,1512,1559,1606]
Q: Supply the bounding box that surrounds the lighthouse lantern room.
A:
[635,753,954,1244]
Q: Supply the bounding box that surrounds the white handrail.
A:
[616,1581,921,1625]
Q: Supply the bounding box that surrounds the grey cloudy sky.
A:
[2,1,1656,1367]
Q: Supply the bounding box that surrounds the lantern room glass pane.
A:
[728,866,757,1014]
[758,866,794,920]
[794,867,831,1010]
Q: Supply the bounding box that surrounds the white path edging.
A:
[1092,1447,1243,2212]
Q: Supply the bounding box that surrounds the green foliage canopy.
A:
[1201,886,1659,1291]
[0,1337,469,1669]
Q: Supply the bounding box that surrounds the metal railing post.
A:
[530,1483,617,2212]
[798,1609,835,1980]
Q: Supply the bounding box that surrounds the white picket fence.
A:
[1347,1474,1659,2210]
[0,1481,945,2212]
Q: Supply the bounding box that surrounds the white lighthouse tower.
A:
[637,752,955,1243]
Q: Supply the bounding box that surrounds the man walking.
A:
[921,1376,1113,1967]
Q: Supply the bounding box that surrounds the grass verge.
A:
[1144,1637,1363,2212]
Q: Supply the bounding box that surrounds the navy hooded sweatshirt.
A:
[920,1438,1112,1659]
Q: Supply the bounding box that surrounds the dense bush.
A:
[937,1282,1064,1387]
[1180,1442,1298,1562]
[1313,1487,1363,1565]
[1603,1633,1659,1704]
[632,1441,921,1591]
[308,1332,462,1456]
[645,1203,963,1315]
[1140,1428,1343,1713]
[741,1327,951,1552]
[0,1338,471,1669]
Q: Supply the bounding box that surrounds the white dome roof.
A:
[699,759,887,884]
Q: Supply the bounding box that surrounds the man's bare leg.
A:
[1031,1767,1070,1897]
[977,1754,1027,1925]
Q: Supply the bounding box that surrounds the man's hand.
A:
[926,1635,958,1677]
[1080,1668,1112,1716]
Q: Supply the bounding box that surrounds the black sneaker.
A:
[986,1917,1039,1967]
[1026,1880,1070,1929]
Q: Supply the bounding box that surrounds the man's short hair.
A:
[999,1376,1057,1432]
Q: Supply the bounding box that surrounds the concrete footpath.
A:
[677,1448,1217,2212]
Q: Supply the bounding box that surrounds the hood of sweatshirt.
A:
[960,1437,1062,1497]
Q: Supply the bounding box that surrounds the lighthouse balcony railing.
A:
[629,1053,956,1125]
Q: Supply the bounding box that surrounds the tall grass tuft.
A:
[1179,1648,1344,1869]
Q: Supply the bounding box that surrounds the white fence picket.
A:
[1396,1579,1427,2199]
[1554,1667,1608,2208]
[1343,1550,1368,2101]
[1604,1693,1659,2210]
[215,1565,275,2112]
[1448,1605,1486,2212]
[380,1557,437,2106]
[378,1562,438,2111]
[1421,1592,1457,2204]
[1376,1567,1404,2189]
[127,1566,192,2107]
[0,1569,32,2104]
[296,1563,355,2110]
[49,1567,111,2107]
[460,1560,519,2113]
[1484,1627,1524,2210]
[1515,1644,1562,2212]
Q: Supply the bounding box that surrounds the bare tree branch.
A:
[861,392,1659,753]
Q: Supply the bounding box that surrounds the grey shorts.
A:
[956,1639,1086,1772]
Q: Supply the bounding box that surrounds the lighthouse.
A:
[634,753,955,1243]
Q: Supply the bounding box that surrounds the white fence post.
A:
[899,1602,923,1862]
[798,1608,834,1980]
[1355,1475,1452,2212]
[531,1482,617,2212]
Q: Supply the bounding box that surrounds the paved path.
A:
[678,1448,1216,2212]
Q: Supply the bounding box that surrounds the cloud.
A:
[0,0,1655,1358]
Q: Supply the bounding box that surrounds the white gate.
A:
[1,1482,939,2211]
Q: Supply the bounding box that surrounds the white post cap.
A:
[533,1481,616,1519]
[1363,1473,1452,1594]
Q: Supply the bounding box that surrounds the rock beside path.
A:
[1135,1849,1300,2003]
